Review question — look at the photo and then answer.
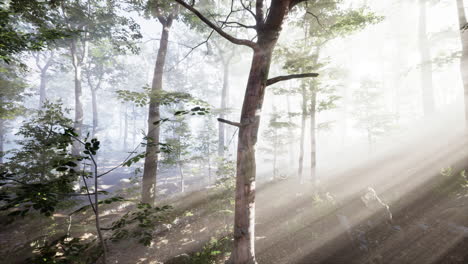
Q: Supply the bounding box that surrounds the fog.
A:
[1,0,468,263]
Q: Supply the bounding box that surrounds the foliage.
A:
[0,63,27,119]
[435,167,468,197]
[0,102,80,219]
[189,235,232,264]
[0,0,72,64]
[110,203,172,246]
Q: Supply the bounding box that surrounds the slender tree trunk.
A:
[141,18,173,205]
[39,70,47,108]
[456,0,468,126]
[70,38,87,158]
[91,88,98,137]
[418,0,435,115]
[179,163,184,193]
[310,88,317,188]
[0,119,4,164]
[36,52,53,109]
[124,105,128,150]
[218,60,230,157]
[298,86,307,182]
[132,105,136,146]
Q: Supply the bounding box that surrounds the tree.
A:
[277,3,381,184]
[0,63,26,164]
[32,50,55,108]
[352,78,396,153]
[456,0,468,126]
[85,41,125,137]
[0,0,70,65]
[0,102,78,218]
[55,0,141,158]
[174,1,320,262]
[418,0,436,115]
[260,107,293,180]
[135,0,180,205]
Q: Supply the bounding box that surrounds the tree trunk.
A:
[298,86,307,182]
[0,119,4,164]
[456,0,468,126]
[70,38,87,158]
[418,0,435,115]
[124,104,128,150]
[36,51,53,109]
[218,60,230,157]
[141,18,173,205]
[39,70,47,108]
[91,88,98,137]
[72,63,84,156]
[310,88,317,188]
[232,42,276,264]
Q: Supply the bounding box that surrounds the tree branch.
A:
[173,0,257,49]
[267,73,319,86]
[217,118,241,127]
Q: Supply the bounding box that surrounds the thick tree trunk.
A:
[298,86,307,182]
[232,42,275,264]
[141,19,173,205]
[456,0,468,126]
[418,0,435,115]
[310,88,317,188]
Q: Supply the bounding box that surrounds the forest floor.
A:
[3,126,468,263]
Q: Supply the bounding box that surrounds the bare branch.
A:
[173,0,257,49]
[218,21,256,29]
[267,73,319,86]
[306,11,324,28]
[240,0,257,20]
[217,118,241,127]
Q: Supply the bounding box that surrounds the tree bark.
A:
[298,86,307,182]
[39,71,47,108]
[0,118,4,164]
[91,88,98,137]
[141,18,173,205]
[456,0,468,126]
[418,0,435,115]
[35,51,53,109]
[218,60,230,157]
[70,37,87,158]
[231,2,295,263]
[124,104,128,150]
[310,88,317,188]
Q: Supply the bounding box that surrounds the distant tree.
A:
[456,0,468,126]
[276,3,381,184]
[32,50,55,108]
[418,0,435,115]
[0,63,26,163]
[193,116,218,184]
[352,78,396,153]
[260,107,293,180]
